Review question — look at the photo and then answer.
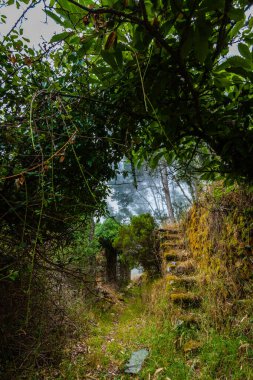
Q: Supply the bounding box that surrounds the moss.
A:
[161,241,185,250]
[175,259,196,275]
[183,339,202,353]
[170,292,201,308]
[178,313,201,326]
[165,274,178,283]
[184,182,253,327]
[164,250,189,262]
[172,276,198,289]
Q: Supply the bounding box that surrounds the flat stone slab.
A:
[125,348,149,374]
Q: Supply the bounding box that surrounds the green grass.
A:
[55,284,192,379]
[199,332,253,380]
[42,281,253,380]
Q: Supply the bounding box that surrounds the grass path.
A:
[56,281,253,380]
[58,284,193,380]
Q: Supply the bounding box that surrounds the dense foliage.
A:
[2,1,253,196]
[37,0,253,183]
[1,49,123,235]
[2,0,253,257]
[3,2,253,376]
[95,217,120,243]
[186,183,253,308]
[114,213,160,274]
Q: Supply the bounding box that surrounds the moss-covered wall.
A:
[184,183,253,325]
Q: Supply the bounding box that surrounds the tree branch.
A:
[66,0,144,25]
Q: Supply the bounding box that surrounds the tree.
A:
[37,0,253,183]
[108,160,164,222]
[0,31,128,285]
[114,213,161,275]
[2,0,253,277]
[159,159,176,224]
[95,218,121,283]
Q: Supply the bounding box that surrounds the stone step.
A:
[160,230,183,237]
[174,313,201,328]
[167,275,198,290]
[164,250,190,262]
[158,227,181,235]
[173,259,196,275]
[172,312,201,330]
[161,241,185,250]
[166,262,177,273]
[169,292,201,309]
[160,235,184,247]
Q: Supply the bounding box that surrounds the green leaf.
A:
[229,20,244,39]
[213,77,231,88]
[201,0,224,11]
[50,31,72,43]
[77,39,93,57]
[238,43,251,61]
[180,27,193,58]
[45,9,65,26]
[225,67,253,82]
[201,171,215,181]
[115,49,123,69]
[57,0,75,12]
[149,149,166,168]
[194,22,210,63]
[249,17,253,29]
[101,50,118,70]
[8,270,19,281]
[225,55,252,70]
[69,35,81,45]
[160,19,175,36]
[228,8,245,22]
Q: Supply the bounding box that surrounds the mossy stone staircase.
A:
[158,225,202,353]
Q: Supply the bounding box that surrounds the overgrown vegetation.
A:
[114,213,160,275]
[2,0,253,378]
[185,183,253,327]
[43,274,253,379]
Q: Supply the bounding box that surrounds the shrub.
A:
[113,214,161,275]
[95,218,120,247]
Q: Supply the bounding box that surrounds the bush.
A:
[95,218,120,246]
[113,214,161,275]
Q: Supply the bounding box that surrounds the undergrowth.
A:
[3,185,253,379]
[56,282,193,380]
[49,279,253,379]
[2,276,253,379]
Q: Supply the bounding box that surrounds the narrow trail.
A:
[80,288,149,379]
[68,224,203,380]
[62,224,253,379]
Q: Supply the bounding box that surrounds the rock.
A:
[125,348,149,374]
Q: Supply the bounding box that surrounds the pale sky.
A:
[0,2,61,46]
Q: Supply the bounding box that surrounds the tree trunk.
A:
[105,246,117,284]
[160,161,176,224]
[89,217,95,241]
[118,260,131,285]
